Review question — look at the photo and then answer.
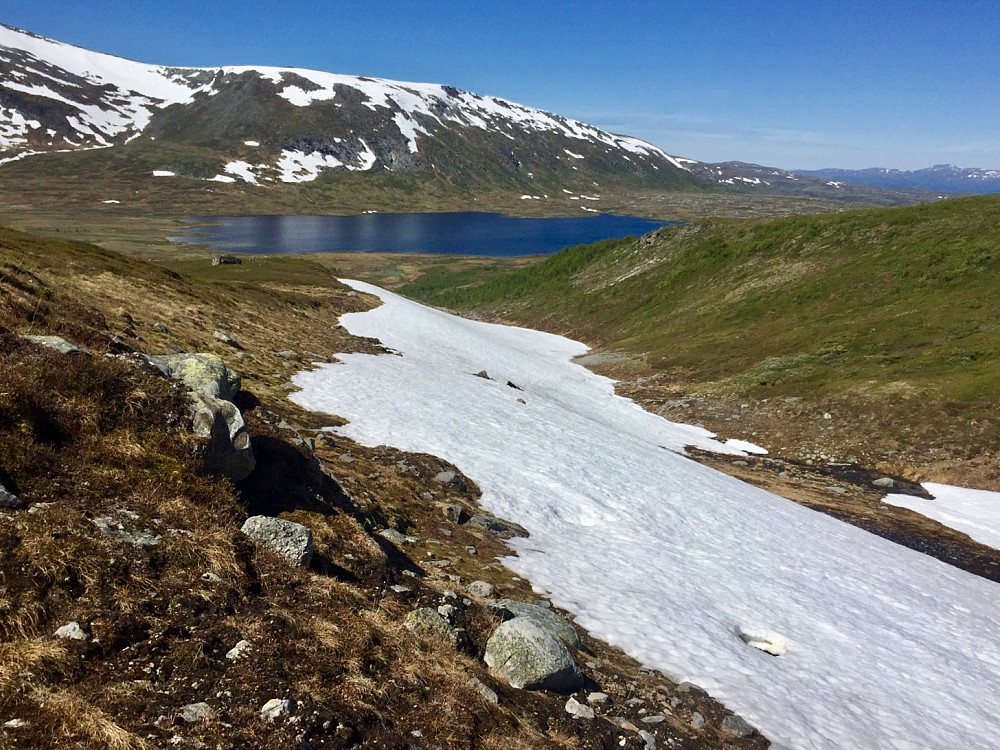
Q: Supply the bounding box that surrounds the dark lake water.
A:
[169,212,674,257]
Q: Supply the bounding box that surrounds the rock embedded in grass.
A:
[404,607,458,645]
[241,516,314,566]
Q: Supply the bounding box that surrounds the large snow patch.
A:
[292,280,1000,750]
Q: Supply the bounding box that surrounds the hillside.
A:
[0,23,710,216]
[400,194,1000,486]
[0,226,771,749]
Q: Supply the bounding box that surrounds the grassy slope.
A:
[0,226,769,749]
[401,195,1000,467]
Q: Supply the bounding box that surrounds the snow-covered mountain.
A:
[0,23,697,192]
[796,164,1000,195]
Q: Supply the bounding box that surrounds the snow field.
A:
[292,281,1000,750]
[884,482,1000,551]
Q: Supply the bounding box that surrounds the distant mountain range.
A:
[795,165,1000,195]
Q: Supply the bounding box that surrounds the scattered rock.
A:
[435,470,457,484]
[226,639,251,660]
[390,585,411,594]
[489,599,581,650]
[54,621,88,641]
[437,604,457,621]
[565,696,595,719]
[506,381,522,390]
[92,516,162,546]
[379,528,411,545]
[277,350,300,361]
[638,729,657,749]
[241,516,313,567]
[690,711,705,729]
[0,483,22,510]
[641,715,665,724]
[442,503,468,524]
[404,608,458,645]
[826,485,847,495]
[873,477,896,489]
[483,616,582,692]
[178,702,216,723]
[23,335,85,355]
[468,676,499,704]
[466,513,529,539]
[468,580,496,598]
[212,254,242,266]
[213,330,242,349]
[260,698,295,721]
[2,719,27,729]
[720,712,757,737]
[587,692,609,705]
[733,460,750,467]
[152,322,170,334]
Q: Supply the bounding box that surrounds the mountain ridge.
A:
[795,164,1000,194]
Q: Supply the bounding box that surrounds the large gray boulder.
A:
[241,516,313,567]
[484,617,582,692]
[404,607,458,645]
[147,353,254,480]
[489,599,582,650]
[146,353,240,400]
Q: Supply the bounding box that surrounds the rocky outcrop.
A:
[241,516,313,566]
[404,607,458,645]
[484,617,582,692]
[147,353,254,480]
[23,335,86,355]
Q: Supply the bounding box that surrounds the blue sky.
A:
[2,1,997,169]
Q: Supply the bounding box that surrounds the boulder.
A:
[720,712,757,737]
[146,353,240,401]
[404,607,457,645]
[212,254,242,266]
[484,617,582,692]
[468,676,499,704]
[147,354,254,480]
[178,702,216,723]
[54,621,88,641]
[260,698,295,721]
[873,477,896,489]
[241,516,313,567]
[468,580,496,598]
[489,599,581,650]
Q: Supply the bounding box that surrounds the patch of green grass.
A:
[401,195,1000,406]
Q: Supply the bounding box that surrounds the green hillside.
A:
[401,195,1000,467]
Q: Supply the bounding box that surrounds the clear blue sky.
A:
[2,0,997,170]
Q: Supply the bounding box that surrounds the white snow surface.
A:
[292,281,1000,750]
[884,482,1000,551]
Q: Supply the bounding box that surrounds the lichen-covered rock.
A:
[146,353,241,401]
[484,616,582,692]
[23,335,85,355]
[404,607,458,645]
[466,513,529,539]
[489,599,582,650]
[241,516,313,567]
[720,712,757,737]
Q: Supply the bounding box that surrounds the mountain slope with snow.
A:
[796,164,1000,195]
[0,23,700,196]
[292,280,1000,750]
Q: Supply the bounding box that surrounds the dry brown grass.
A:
[31,687,154,750]
[0,640,70,697]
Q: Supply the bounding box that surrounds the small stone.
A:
[260,698,295,721]
[226,639,251,660]
[565,696,595,719]
[690,711,705,729]
[379,528,409,545]
[587,692,609,705]
[468,580,496,598]
[466,513,530,539]
[873,477,896,489]
[465,545,477,555]
[152,322,170,334]
[0,484,22,509]
[339,453,355,463]
[437,604,457,621]
[213,330,241,348]
[201,572,222,583]
[641,715,665,724]
[826,486,847,495]
[436,470,457,484]
[468,676,499,704]
[720,713,757,737]
[390,585,411,594]
[178,702,216,723]
[442,503,468,523]
[277,350,300,361]
[3,719,27,729]
[638,729,657,750]
[54,621,88,641]
[733,460,749,467]
[474,370,491,379]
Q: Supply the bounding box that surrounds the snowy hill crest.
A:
[0,24,691,188]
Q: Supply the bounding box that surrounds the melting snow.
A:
[243,140,260,147]
[292,281,1000,750]
[884,482,1000,551]
[151,170,175,177]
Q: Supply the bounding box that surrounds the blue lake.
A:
[170,212,674,257]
